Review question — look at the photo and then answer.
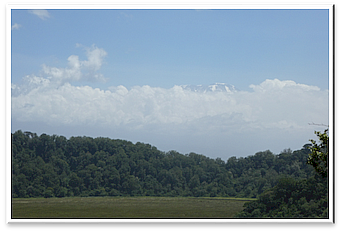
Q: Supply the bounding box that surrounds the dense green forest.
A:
[11,130,328,218]
[235,175,328,218]
[12,130,316,198]
[236,129,329,218]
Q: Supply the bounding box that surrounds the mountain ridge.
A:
[180,83,238,93]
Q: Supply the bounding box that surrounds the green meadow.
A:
[12,197,254,219]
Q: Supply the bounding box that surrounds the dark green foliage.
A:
[308,129,329,178]
[11,130,317,200]
[236,130,329,218]
[235,175,328,218]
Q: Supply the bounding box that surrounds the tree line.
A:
[235,175,328,218]
[12,130,318,200]
[236,129,329,218]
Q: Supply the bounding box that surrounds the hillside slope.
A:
[12,130,315,198]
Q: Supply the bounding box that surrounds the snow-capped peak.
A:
[181,83,237,93]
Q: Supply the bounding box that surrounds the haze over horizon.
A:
[11,8,330,160]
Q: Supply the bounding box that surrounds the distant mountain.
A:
[181,83,238,93]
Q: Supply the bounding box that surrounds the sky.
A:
[10,7,330,161]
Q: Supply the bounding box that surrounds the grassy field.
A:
[12,197,254,219]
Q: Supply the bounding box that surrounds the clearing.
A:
[12,196,254,219]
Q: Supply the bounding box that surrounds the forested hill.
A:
[12,130,316,198]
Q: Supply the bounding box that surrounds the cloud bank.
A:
[12,78,328,132]
[11,46,329,158]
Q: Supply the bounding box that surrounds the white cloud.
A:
[82,44,107,71]
[23,45,108,88]
[249,78,321,92]
[11,49,329,158]
[11,23,22,30]
[12,78,328,132]
[28,9,50,20]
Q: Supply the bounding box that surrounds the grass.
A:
[12,196,254,219]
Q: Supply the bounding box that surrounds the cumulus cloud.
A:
[14,44,108,90]
[28,9,50,20]
[11,48,329,158]
[249,78,321,92]
[12,78,328,132]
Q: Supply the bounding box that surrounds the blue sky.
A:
[12,9,329,90]
[11,8,331,160]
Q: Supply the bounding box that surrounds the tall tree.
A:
[308,129,329,178]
